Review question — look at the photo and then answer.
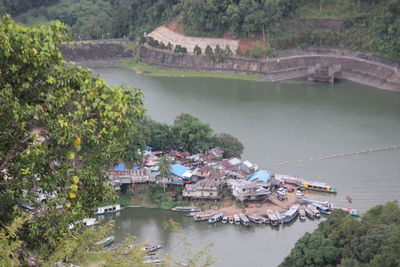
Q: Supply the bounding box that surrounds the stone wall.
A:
[139,46,400,92]
[60,40,136,68]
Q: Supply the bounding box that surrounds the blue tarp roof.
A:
[170,164,189,178]
[146,146,153,151]
[132,166,141,170]
[248,170,272,183]
[114,163,125,172]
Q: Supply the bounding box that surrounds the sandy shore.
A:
[214,184,300,217]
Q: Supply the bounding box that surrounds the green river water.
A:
[95,67,400,267]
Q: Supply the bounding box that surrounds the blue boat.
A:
[281,204,299,223]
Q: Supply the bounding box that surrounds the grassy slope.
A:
[120,57,264,82]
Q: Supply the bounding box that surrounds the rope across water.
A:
[271,145,400,167]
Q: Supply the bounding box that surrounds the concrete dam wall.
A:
[138,46,400,92]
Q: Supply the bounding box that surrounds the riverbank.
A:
[120,57,264,82]
[139,45,400,92]
[127,183,300,217]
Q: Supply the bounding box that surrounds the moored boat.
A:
[300,181,337,193]
[94,204,122,215]
[222,216,228,223]
[308,205,321,218]
[172,206,201,212]
[299,207,306,221]
[96,236,115,247]
[143,244,163,253]
[208,213,224,223]
[192,211,216,222]
[304,207,315,219]
[247,214,266,224]
[233,214,241,225]
[228,215,234,224]
[281,204,300,224]
[266,209,281,226]
[238,214,250,226]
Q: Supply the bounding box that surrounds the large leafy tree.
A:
[171,113,214,154]
[0,15,143,255]
[214,133,244,158]
[280,202,400,267]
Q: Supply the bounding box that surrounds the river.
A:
[95,67,400,267]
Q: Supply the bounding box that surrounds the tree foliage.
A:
[0,15,143,259]
[280,201,400,267]
[214,134,244,158]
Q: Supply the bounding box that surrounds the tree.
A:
[171,113,214,153]
[0,15,144,258]
[214,44,224,63]
[193,45,202,55]
[214,133,244,158]
[166,42,173,51]
[158,155,172,192]
[224,45,233,57]
[205,45,214,57]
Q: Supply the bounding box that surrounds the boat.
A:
[192,211,216,222]
[172,206,201,212]
[299,207,306,221]
[336,207,359,216]
[308,205,321,218]
[233,214,241,225]
[313,203,332,215]
[228,215,234,224]
[143,256,163,264]
[247,214,267,224]
[238,214,250,226]
[281,204,299,224]
[143,244,163,253]
[96,236,115,247]
[94,204,122,215]
[300,181,337,193]
[346,195,352,203]
[208,213,223,223]
[266,209,281,226]
[304,207,315,219]
[222,216,228,223]
[68,217,99,229]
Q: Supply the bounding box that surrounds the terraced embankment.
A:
[139,46,400,91]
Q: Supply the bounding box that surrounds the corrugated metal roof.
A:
[170,164,191,178]
[248,170,272,182]
[114,163,125,172]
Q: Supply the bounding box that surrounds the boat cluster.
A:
[188,203,322,227]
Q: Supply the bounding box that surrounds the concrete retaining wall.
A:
[139,46,400,92]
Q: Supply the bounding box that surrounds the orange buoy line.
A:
[272,145,400,167]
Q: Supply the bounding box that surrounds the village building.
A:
[238,160,258,173]
[183,178,222,200]
[227,179,270,202]
[192,165,213,181]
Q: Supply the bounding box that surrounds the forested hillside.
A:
[280,202,400,267]
[2,0,400,60]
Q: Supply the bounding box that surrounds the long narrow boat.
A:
[266,209,280,226]
[247,214,267,224]
[304,207,315,219]
[312,203,332,215]
[96,236,115,247]
[192,211,216,222]
[300,181,337,193]
[208,213,224,223]
[299,207,306,221]
[281,204,299,224]
[238,214,250,226]
[94,204,122,215]
[233,214,241,225]
[308,205,321,218]
[228,215,234,224]
[222,216,228,223]
[172,206,201,212]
